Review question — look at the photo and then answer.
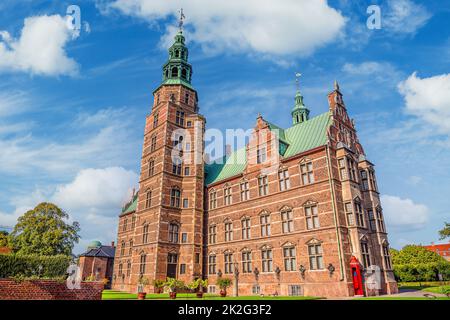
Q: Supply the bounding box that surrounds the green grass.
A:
[422,285,450,294]
[102,290,321,300]
[354,297,450,300]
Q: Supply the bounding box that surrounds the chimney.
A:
[111,241,115,248]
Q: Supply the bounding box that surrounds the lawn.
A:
[102,290,321,300]
[354,297,450,300]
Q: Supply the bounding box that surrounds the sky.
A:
[0,0,449,254]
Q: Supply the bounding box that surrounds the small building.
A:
[424,243,450,262]
[78,241,115,288]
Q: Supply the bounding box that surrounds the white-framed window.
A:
[168,223,179,243]
[170,187,181,208]
[345,202,354,226]
[241,217,251,239]
[283,247,296,271]
[361,241,371,268]
[281,208,294,233]
[260,214,271,237]
[305,205,320,230]
[354,201,364,227]
[224,186,232,205]
[257,147,267,164]
[300,162,314,185]
[240,181,250,201]
[225,221,233,242]
[261,248,273,272]
[308,244,324,270]
[278,169,291,191]
[258,175,268,196]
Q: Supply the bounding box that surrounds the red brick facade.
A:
[112,32,398,298]
[0,279,103,300]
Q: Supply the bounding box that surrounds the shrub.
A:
[393,262,450,282]
[0,253,71,279]
[216,277,233,290]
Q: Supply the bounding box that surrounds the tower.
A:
[291,74,310,125]
[132,24,205,287]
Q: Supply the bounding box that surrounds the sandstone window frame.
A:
[360,169,369,191]
[126,260,131,277]
[304,202,320,230]
[170,187,181,208]
[345,202,355,226]
[261,246,273,273]
[278,168,291,191]
[300,161,315,185]
[307,240,324,270]
[224,185,233,205]
[259,211,271,237]
[360,239,371,268]
[241,249,252,273]
[175,109,185,126]
[338,157,348,180]
[224,220,233,242]
[224,251,233,274]
[123,218,128,232]
[131,215,136,229]
[241,216,251,240]
[258,175,269,196]
[129,240,133,255]
[283,245,297,272]
[353,198,365,228]
[281,207,294,234]
[172,156,182,175]
[240,180,250,201]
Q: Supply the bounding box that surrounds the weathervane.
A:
[178,8,186,32]
[295,72,302,92]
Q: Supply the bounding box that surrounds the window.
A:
[383,245,392,269]
[127,260,131,277]
[140,254,146,274]
[225,221,233,242]
[241,218,251,239]
[184,93,189,104]
[260,214,271,237]
[118,263,123,276]
[209,225,217,244]
[148,159,155,177]
[347,158,357,181]
[153,112,159,128]
[288,285,302,296]
[131,216,136,229]
[240,181,250,201]
[208,285,216,293]
[377,207,386,232]
[369,170,378,191]
[208,255,216,274]
[252,285,261,295]
[258,176,268,196]
[308,244,324,270]
[360,170,369,190]
[209,191,217,210]
[184,167,190,176]
[338,158,347,180]
[224,253,233,274]
[171,67,178,77]
[187,121,192,127]
[224,186,232,205]
[168,253,177,265]
[261,248,273,272]
[281,209,294,233]
[183,198,189,208]
[361,241,371,268]
[172,157,182,175]
[123,219,128,232]
[129,240,133,255]
[169,223,179,243]
[354,201,364,227]
[283,247,296,271]
[368,209,376,231]
[170,188,181,208]
[305,205,320,230]
[180,264,186,274]
[257,147,267,164]
[345,202,354,226]
[142,224,149,244]
[300,162,314,185]
[175,110,185,126]
[145,190,152,208]
[279,169,291,191]
[242,251,252,273]
[120,241,125,256]
[181,233,187,243]
[150,134,157,152]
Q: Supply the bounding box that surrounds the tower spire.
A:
[291,72,310,125]
[178,8,186,33]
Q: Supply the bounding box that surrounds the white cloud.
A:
[381,195,429,231]
[52,167,138,213]
[0,15,78,76]
[103,0,346,57]
[383,0,431,35]
[398,72,450,135]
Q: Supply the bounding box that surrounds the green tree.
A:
[9,203,80,256]
[0,231,9,247]
[439,222,450,240]
[392,245,443,265]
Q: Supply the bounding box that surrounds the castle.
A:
[111,27,398,297]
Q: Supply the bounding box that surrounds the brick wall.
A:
[0,279,103,300]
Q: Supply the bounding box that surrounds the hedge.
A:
[0,254,71,279]
[393,262,450,282]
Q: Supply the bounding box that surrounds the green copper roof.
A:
[205,112,331,186]
[121,193,138,215]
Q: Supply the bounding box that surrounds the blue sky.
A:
[0,0,449,254]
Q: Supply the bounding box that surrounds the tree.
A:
[392,245,443,265]
[439,222,450,240]
[0,231,9,247]
[9,203,80,256]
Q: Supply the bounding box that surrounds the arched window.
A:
[175,50,180,58]
[170,187,181,208]
[145,190,152,208]
[169,223,179,243]
[171,66,178,77]
[181,68,187,80]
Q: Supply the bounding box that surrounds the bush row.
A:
[0,254,71,279]
[393,262,450,282]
